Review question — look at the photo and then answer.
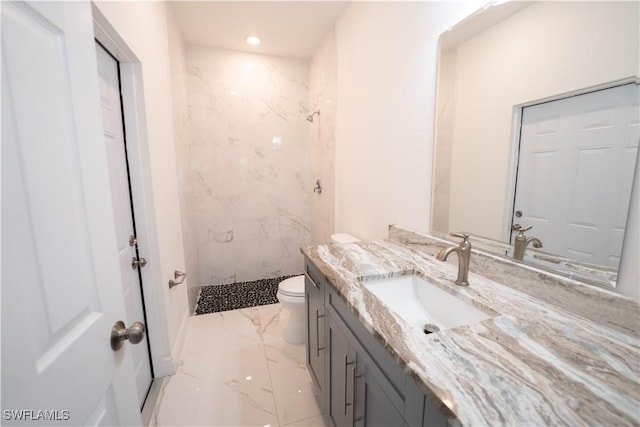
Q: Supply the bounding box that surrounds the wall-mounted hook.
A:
[313,179,322,194]
[169,270,187,289]
[306,110,320,123]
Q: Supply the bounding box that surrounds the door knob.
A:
[131,257,147,269]
[111,320,146,351]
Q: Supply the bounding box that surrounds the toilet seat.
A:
[278,275,305,297]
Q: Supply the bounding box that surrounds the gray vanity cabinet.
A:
[327,309,404,427]
[304,258,448,427]
[305,262,326,410]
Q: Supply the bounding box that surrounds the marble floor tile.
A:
[258,303,290,343]
[182,307,263,354]
[150,303,327,427]
[281,414,327,427]
[153,344,279,426]
[265,340,322,425]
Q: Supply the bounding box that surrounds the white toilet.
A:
[276,275,306,344]
[277,233,360,344]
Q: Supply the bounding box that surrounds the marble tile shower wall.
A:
[185,46,311,285]
[309,29,337,245]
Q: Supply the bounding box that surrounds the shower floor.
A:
[195,274,301,315]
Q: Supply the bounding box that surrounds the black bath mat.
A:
[195,274,301,315]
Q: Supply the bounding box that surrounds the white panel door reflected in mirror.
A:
[513,84,638,273]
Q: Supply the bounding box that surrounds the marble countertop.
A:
[301,239,640,426]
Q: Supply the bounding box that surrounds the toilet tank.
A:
[330,233,361,243]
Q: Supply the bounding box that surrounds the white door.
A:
[2,2,141,425]
[95,42,153,409]
[513,83,639,267]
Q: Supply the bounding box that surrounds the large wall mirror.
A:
[431,1,639,288]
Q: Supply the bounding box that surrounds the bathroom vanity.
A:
[302,232,640,426]
[305,259,446,426]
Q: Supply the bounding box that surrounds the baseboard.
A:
[141,378,165,426]
[192,286,203,315]
[171,308,190,367]
[152,309,190,378]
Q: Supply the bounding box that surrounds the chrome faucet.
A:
[436,232,472,286]
[512,224,542,261]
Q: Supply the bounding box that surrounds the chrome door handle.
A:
[512,224,532,232]
[168,270,186,289]
[131,257,147,269]
[111,320,146,351]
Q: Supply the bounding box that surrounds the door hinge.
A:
[131,257,147,270]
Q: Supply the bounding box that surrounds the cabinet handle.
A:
[304,271,319,288]
[353,366,364,423]
[316,309,326,357]
[344,355,355,415]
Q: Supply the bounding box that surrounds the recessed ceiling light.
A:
[246,36,261,46]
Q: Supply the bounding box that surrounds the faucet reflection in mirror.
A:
[511,224,542,261]
[431,0,639,290]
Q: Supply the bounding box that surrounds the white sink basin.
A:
[363,274,492,333]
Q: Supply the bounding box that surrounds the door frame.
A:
[503,76,640,243]
[92,4,176,379]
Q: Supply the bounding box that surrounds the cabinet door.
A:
[354,366,404,427]
[328,315,356,427]
[348,336,404,427]
[305,269,325,401]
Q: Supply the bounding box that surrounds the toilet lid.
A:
[279,275,305,297]
[331,233,360,243]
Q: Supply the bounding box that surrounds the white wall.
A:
[185,46,311,284]
[167,6,201,313]
[334,1,480,239]
[310,29,337,244]
[94,1,188,373]
[448,1,639,239]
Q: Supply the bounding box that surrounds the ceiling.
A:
[170,1,351,59]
